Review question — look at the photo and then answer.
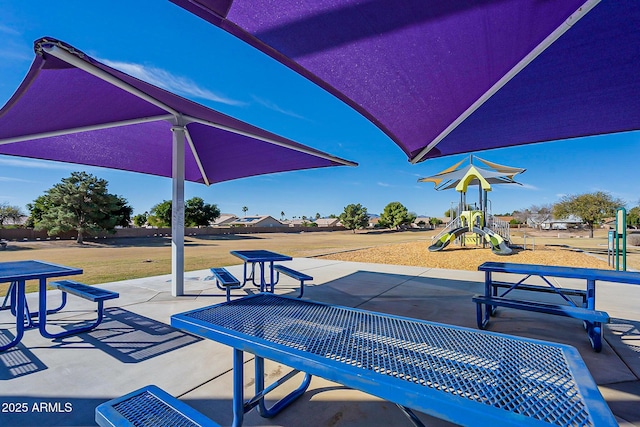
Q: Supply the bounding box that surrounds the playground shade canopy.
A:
[419,156,525,191]
[169,0,640,163]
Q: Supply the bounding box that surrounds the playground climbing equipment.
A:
[420,155,525,255]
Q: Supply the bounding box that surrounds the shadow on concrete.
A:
[51,307,201,363]
[0,331,47,380]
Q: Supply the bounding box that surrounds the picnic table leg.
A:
[0,280,26,352]
[477,271,493,329]
[39,277,68,316]
[254,356,312,418]
[242,261,251,286]
[260,262,267,292]
[232,348,245,427]
[0,281,16,311]
[38,285,107,339]
[396,404,427,427]
[583,279,603,352]
[587,323,603,353]
[269,261,275,293]
[4,280,37,328]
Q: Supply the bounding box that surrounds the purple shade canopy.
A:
[170,0,640,163]
[0,38,356,184]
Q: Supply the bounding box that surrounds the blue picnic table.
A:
[0,260,82,351]
[172,293,616,427]
[474,261,640,352]
[229,250,292,292]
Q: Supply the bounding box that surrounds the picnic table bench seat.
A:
[472,294,609,351]
[43,280,119,339]
[273,264,312,297]
[96,385,220,427]
[208,267,242,301]
[474,261,640,352]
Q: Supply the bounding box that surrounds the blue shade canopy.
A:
[170,0,640,163]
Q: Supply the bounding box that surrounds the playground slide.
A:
[473,227,512,255]
[428,227,468,252]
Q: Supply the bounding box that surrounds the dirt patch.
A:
[317,243,612,271]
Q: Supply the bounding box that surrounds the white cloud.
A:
[0,30,32,62]
[0,24,21,36]
[377,182,391,187]
[0,176,31,183]
[503,182,538,191]
[251,96,308,120]
[101,59,245,106]
[0,157,75,170]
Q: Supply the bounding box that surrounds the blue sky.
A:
[0,1,638,220]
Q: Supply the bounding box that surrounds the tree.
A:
[133,212,148,227]
[378,202,416,230]
[242,206,248,216]
[552,191,624,238]
[185,197,220,227]
[0,203,25,226]
[148,200,172,227]
[148,197,220,227]
[29,172,132,243]
[627,206,640,228]
[429,217,442,226]
[26,195,53,228]
[339,203,369,233]
[280,211,285,221]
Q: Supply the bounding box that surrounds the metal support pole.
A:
[171,124,186,296]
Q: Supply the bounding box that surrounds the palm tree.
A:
[280,211,285,220]
[242,206,248,216]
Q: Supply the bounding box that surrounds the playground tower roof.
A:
[418,155,525,191]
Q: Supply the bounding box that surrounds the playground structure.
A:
[420,155,525,255]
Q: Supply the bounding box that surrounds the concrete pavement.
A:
[0,258,638,426]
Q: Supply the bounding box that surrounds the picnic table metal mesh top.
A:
[0,260,80,280]
[111,390,199,427]
[183,294,593,427]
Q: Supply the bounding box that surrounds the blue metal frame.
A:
[229,250,292,292]
[209,268,242,302]
[476,262,640,352]
[0,260,83,351]
[172,293,617,427]
[273,265,312,298]
[38,280,118,339]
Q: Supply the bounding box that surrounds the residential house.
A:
[540,216,583,230]
[211,214,238,226]
[412,217,432,229]
[282,219,303,227]
[230,215,285,228]
[315,218,340,227]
